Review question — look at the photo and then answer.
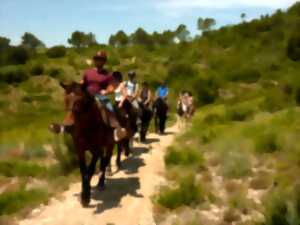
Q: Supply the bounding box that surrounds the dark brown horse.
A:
[113,99,138,170]
[60,82,114,207]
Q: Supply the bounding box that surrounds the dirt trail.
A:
[18,125,179,225]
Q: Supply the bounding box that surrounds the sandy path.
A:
[18,125,179,225]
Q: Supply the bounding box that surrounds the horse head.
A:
[60,81,91,115]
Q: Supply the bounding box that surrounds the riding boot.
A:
[106,111,126,141]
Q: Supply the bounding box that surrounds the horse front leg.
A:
[116,143,122,170]
[78,151,90,207]
[87,152,99,182]
[97,145,113,190]
[154,115,159,134]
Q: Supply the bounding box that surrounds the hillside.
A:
[0,2,300,223]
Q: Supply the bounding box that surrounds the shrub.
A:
[7,47,30,65]
[0,187,49,215]
[165,146,204,168]
[48,67,62,78]
[287,31,300,61]
[0,65,29,84]
[22,146,47,159]
[157,175,204,209]
[255,129,280,153]
[227,67,261,83]
[30,64,44,76]
[221,151,252,179]
[0,160,47,177]
[53,135,78,174]
[46,45,67,58]
[262,192,290,225]
[226,104,254,121]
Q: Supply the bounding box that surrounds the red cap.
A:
[93,51,107,60]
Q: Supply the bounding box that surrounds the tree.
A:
[131,28,153,47]
[0,36,10,52]
[8,47,30,64]
[109,30,129,47]
[152,30,175,46]
[68,31,97,48]
[46,45,67,58]
[241,13,246,22]
[197,17,216,32]
[175,24,191,43]
[84,32,98,46]
[21,32,45,50]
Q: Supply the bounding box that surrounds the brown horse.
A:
[60,82,114,207]
[113,99,138,170]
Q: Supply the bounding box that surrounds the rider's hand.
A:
[100,90,107,95]
[118,102,123,108]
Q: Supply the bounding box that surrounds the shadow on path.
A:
[92,177,142,214]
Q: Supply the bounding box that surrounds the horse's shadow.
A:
[92,176,142,214]
[120,146,149,174]
[144,138,160,144]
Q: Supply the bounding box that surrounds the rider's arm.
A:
[145,90,152,105]
[118,83,128,107]
[100,77,115,95]
[132,83,139,99]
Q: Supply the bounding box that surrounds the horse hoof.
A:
[81,193,91,207]
[81,198,90,207]
[117,163,123,170]
[97,184,106,191]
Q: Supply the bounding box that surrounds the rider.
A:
[156,81,169,101]
[138,81,152,108]
[50,51,126,142]
[124,71,139,110]
[113,71,127,109]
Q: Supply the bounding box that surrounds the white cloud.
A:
[156,0,297,10]
[153,0,298,18]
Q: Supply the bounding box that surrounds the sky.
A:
[0,0,298,47]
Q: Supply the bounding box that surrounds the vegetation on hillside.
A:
[0,2,300,222]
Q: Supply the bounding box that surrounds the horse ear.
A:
[59,81,68,90]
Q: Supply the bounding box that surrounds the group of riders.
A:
[48,50,195,206]
[49,50,175,142]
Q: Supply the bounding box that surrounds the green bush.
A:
[0,160,47,177]
[157,175,204,209]
[165,146,204,168]
[221,151,252,179]
[22,146,47,159]
[255,129,280,153]
[226,104,254,121]
[30,64,44,76]
[0,65,29,84]
[46,45,67,58]
[287,31,300,61]
[262,192,290,225]
[7,47,30,65]
[167,62,198,82]
[48,67,62,78]
[0,187,49,215]
[227,67,261,83]
[53,135,78,174]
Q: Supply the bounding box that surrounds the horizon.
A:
[0,0,298,47]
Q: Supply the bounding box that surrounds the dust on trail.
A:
[18,125,179,225]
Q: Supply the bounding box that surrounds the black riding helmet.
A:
[128,70,136,79]
[112,71,123,82]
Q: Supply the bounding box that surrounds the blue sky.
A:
[0,0,297,46]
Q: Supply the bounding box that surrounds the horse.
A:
[176,99,195,129]
[139,102,153,142]
[153,98,168,134]
[57,82,115,207]
[112,99,138,170]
